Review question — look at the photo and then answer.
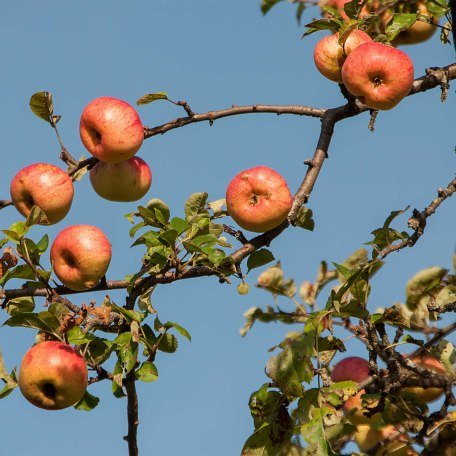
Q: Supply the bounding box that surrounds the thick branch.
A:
[123,371,139,456]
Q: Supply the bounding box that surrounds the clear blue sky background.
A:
[0,1,454,455]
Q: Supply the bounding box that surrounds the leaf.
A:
[105,299,145,323]
[36,234,49,252]
[3,311,61,337]
[303,19,341,37]
[184,192,209,222]
[247,249,275,272]
[4,296,35,315]
[74,391,100,411]
[405,266,448,310]
[164,321,191,341]
[170,217,189,235]
[29,91,54,123]
[294,207,314,231]
[66,326,96,345]
[207,198,226,216]
[136,92,168,105]
[135,361,158,382]
[260,0,285,15]
[296,3,306,24]
[266,338,313,397]
[386,13,418,40]
[25,205,48,228]
[157,333,178,353]
[300,408,331,456]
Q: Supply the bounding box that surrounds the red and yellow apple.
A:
[89,156,152,202]
[225,166,293,233]
[393,2,438,46]
[403,354,446,402]
[50,225,112,291]
[19,341,88,410]
[10,163,74,225]
[79,96,144,163]
[341,41,414,110]
[331,357,380,424]
[314,30,372,83]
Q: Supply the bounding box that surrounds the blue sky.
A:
[0,1,454,455]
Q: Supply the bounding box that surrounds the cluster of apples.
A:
[12,97,152,411]
[313,30,415,110]
[331,355,446,454]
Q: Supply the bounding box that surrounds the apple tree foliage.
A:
[1,1,456,455]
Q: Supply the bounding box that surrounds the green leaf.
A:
[300,408,331,456]
[106,300,145,323]
[294,207,314,231]
[170,217,189,235]
[158,229,179,247]
[157,333,178,353]
[260,0,285,15]
[25,205,48,228]
[74,391,100,411]
[146,198,170,222]
[3,311,61,337]
[66,326,96,345]
[4,296,35,315]
[29,91,54,123]
[184,192,209,222]
[386,13,418,40]
[343,0,363,20]
[266,338,313,397]
[303,19,341,37]
[247,249,275,272]
[164,321,191,341]
[296,3,306,24]
[36,234,49,252]
[136,92,168,105]
[136,361,158,382]
[405,266,448,310]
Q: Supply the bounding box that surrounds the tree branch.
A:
[123,370,139,456]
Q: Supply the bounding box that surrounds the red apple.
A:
[79,96,144,163]
[331,356,370,383]
[403,354,446,402]
[19,341,88,410]
[341,42,414,110]
[10,163,74,225]
[89,156,152,202]
[225,166,293,233]
[331,357,380,424]
[50,225,112,291]
[314,30,372,83]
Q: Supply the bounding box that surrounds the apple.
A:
[354,424,382,452]
[89,156,152,202]
[355,424,417,455]
[225,165,293,233]
[50,225,112,291]
[341,41,414,110]
[19,341,88,410]
[314,30,372,83]
[403,354,446,402]
[331,357,381,424]
[393,2,438,45]
[331,356,370,383]
[79,96,144,163]
[10,163,74,225]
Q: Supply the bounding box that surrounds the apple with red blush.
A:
[50,224,112,291]
[19,341,88,410]
[226,166,293,233]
